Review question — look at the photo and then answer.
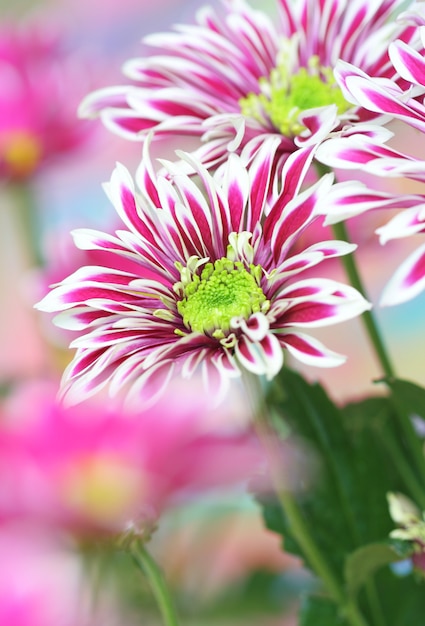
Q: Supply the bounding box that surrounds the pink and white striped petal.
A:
[281,332,346,367]
[380,242,425,305]
[231,312,270,342]
[275,278,371,328]
[376,205,425,243]
[235,333,284,380]
[295,105,343,147]
[335,60,425,132]
[389,38,425,88]
[319,181,421,224]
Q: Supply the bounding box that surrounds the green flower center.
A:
[174,257,269,338]
[239,52,350,137]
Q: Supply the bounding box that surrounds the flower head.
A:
[316,13,425,305]
[36,139,371,404]
[80,0,419,171]
[0,20,93,180]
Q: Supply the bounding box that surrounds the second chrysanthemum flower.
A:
[79,0,419,170]
[37,139,370,404]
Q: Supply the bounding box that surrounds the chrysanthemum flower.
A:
[79,0,420,171]
[36,139,371,403]
[316,18,425,305]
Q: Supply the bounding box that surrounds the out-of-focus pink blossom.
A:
[0,380,262,535]
[0,21,93,180]
[0,521,119,626]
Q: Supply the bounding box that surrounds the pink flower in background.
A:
[0,380,262,534]
[36,139,372,405]
[0,521,126,626]
[0,20,94,180]
[316,16,425,305]
[80,0,420,172]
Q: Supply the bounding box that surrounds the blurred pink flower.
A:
[0,20,93,180]
[0,380,262,535]
[0,522,116,626]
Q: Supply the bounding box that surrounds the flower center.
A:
[239,52,350,137]
[175,257,269,337]
[60,454,145,526]
[0,130,42,177]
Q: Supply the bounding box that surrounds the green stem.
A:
[365,581,386,626]
[331,220,394,378]
[243,374,368,626]
[8,181,43,268]
[129,540,180,626]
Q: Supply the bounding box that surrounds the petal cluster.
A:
[37,140,371,404]
[79,0,419,170]
[316,12,425,305]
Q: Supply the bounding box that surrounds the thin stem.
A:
[314,160,394,378]
[331,220,394,379]
[8,181,43,268]
[129,539,180,626]
[365,581,386,626]
[243,374,368,626]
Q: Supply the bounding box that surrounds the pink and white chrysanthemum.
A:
[79,0,420,171]
[316,18,425,305]
[36,139,371,404]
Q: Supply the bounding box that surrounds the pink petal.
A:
[380,243,425,306]
[281,332,346,367]
[235,333,283,380]
[389,39,425,87]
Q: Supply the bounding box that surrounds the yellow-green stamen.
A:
[174,257,270,337]
[240,53,350,137]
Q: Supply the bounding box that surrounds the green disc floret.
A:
[176,257,269,336]
[240,53,350,136]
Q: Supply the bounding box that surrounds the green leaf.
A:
[384,377,425,421]
[374,567,425,625]
[256,368,425,623]
[345,542,401,596]
[299,595,348,626]
[259,368,399,580]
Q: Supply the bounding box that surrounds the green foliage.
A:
[373,568,425,626]
[256,368,425,623]
[260,369,398,578]
[344,542,401,597]
[385,377,425,421]
[299,595,348,626]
